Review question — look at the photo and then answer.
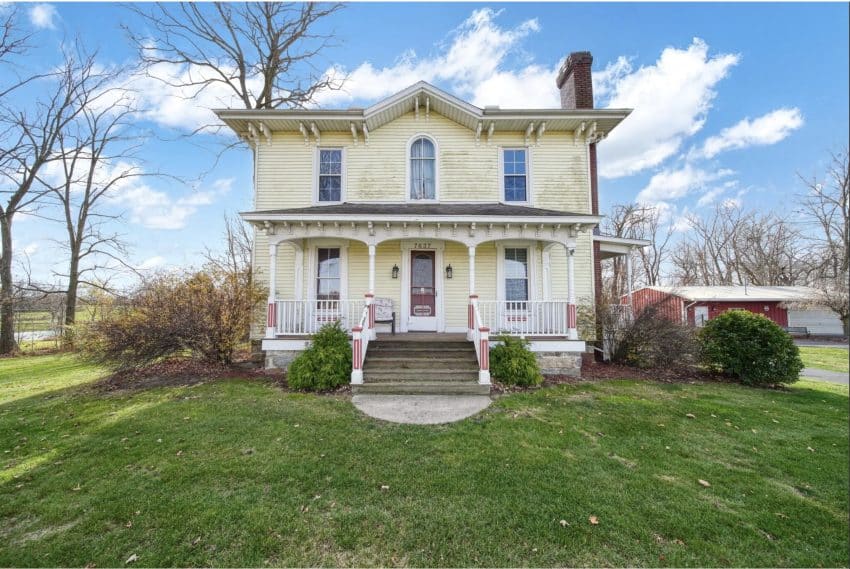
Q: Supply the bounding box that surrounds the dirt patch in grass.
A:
[580,360,732,384]
[92,358,287,392]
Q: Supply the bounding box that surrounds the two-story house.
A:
[216,51,643,394]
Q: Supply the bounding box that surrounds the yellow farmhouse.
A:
[216,51,644,394]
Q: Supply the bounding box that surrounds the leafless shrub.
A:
[80,265,264,370]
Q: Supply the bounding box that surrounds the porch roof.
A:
[243,203,599,248]
[241,202,598,223]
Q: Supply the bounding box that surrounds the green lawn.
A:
[799,346,849,373]
[1,355,847,567]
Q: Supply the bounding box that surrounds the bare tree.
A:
[203,213,253,278]
[126,2,343,120]
[0,46,108,353]
[602,203,673,300]
[41,78,150,336]
[798,148,850,333]
[0,6,30,64]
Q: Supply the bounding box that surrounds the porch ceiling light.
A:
[445,264,453,279]
[391,264,399,279]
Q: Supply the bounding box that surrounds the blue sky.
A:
[6,2,849,285]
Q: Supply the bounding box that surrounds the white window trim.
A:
[405,133,439,203]
[313,147,346,205]
[495,241,538,302]
[499,146,532,205]
[307,240,350,301]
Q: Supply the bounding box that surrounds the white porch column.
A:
[368,244,376,295]
[566,244,578,340]
[467,245,476,340]
[626,246,634,307]
[468,246,476,296]
[367,244,377,340]
[266,241,278,338]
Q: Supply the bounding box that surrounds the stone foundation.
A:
[265,350,302,370]
[534,351,583,377]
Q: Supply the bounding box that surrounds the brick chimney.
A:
[556,51,594,110]
[557,51,604,342]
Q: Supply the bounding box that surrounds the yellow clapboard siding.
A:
[254,111,590,210]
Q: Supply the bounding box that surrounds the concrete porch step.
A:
[352,382,490,395]
[366,351,477,361]
[369,341,475,352]
[364,369,479,382]
[365,356,478,369]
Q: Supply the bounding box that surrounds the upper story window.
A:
[318,148,343,202]
[502,148,528,202]
[410,137,436,200]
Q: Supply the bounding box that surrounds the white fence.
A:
[476,300,570,337]
[274,299,365,336]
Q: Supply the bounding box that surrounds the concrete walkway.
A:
[352,394,492,424]
[802,368,849,385]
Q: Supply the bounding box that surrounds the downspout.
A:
[683,301,698,326]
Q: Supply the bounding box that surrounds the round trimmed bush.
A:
[699,310,803,386]
[287,322,352,391]
[490,335,543,387]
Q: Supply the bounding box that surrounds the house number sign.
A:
[413,242,432,249]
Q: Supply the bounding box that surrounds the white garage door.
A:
[787,309,845,335]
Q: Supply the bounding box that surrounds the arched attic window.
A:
[409,136,436,200]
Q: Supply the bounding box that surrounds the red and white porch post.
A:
[566,245,578,340]
[351,325,364,384]
[467,245,476,341]
[266,242,278,338]
[478,326,491,385]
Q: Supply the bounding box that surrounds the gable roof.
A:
[215,81,631,138]
[641,285,821,303]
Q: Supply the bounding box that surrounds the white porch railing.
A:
[350,301,372,384]
[476,300,574,337]
[273,299,365,336]
[469,296,491,385]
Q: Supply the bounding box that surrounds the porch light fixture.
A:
[391,264,399,279]
[445,264,453,279]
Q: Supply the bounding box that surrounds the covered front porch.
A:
[244,203,600,383]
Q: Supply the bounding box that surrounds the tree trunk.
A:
[0,213,17,354]
[63,251,80,347]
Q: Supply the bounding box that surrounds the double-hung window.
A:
[502,149,528,202]
[504,248,529,303]
[318,149,342,202]
[410,137,436,200]
[316,248,341,301]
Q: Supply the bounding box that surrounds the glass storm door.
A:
[408,250,437,331]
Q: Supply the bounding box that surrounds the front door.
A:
[408,250,437,331]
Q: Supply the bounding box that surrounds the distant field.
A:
[14,305,108,333]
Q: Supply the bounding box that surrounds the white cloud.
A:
[596,39,740,178]
[109,177,233,230]
[28,4,57,29]
[139,255,166,270]
[696,180,739,207]
[696,107,803,159]
[313,8,557,109]
[637,164,734,205]
[23,242,40,256]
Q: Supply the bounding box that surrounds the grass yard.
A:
[799,346,849,373]
[1,356,847,567]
